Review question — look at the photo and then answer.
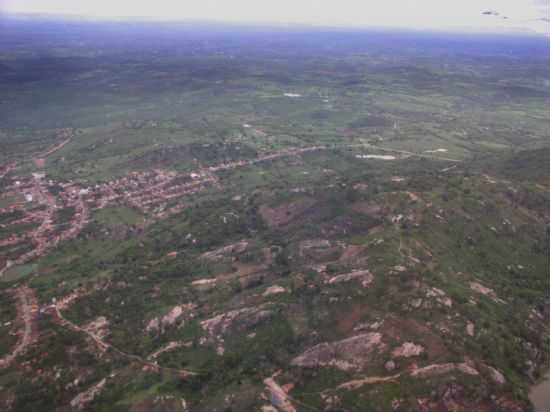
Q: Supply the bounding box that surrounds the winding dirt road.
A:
[0,286,38,369]
[50,303,197,377]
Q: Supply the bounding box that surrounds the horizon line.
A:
[2,10,548,38]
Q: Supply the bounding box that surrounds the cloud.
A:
[2,0,550,34]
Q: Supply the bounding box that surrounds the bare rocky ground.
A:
[291,332,386,371]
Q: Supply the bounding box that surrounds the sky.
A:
[3,0,550,34]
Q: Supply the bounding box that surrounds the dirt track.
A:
[50,303,197,377]
[0,286,38,369]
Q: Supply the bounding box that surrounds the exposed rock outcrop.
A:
[201,306,273,337]
[470,281,506,304]
[263,377,297,412]
[425,287,452,307]
[201,240,249,261]
[486,365,506,385]
[326,270,373,288]
[466,322,475,337]
[70,378,107,410]
[410,363,479,378]
[147,341,192,360]
[392,342,424,358]
[191,278,217,291]
[336,374,400,391]
[291,333,386,371]
[146,303,196,334]
[263,285,288,297]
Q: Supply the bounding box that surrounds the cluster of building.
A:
[0,172,89,275]
[1,142,333,275]
[0,167,222,275]
[92,168,219,218]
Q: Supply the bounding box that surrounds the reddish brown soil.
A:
[335,303,370,335]
[0,286,39,369]
[381,316,449,361]
[259,198,316,228]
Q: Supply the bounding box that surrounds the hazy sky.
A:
[3,0,550,34]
